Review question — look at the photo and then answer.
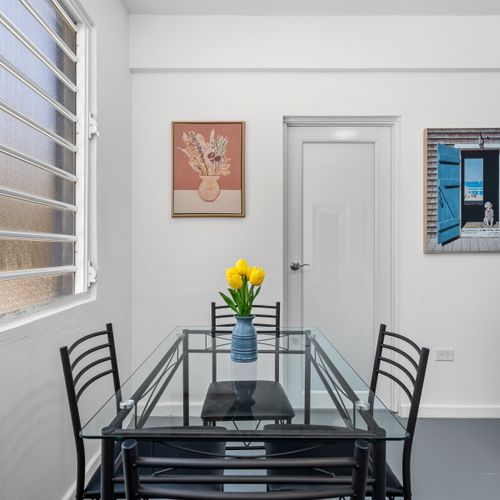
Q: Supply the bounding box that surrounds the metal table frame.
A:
[89,329,401,500]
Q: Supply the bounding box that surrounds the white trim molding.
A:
[400,404,500,419]
[60,450,100,500]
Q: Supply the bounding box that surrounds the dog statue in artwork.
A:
[484,201,494,227]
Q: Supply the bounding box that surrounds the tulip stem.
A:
[219,280,259,316]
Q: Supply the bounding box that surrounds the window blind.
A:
[0,0,83,315]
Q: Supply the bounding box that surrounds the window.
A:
[463,158,484,204]
[0,0,94,316]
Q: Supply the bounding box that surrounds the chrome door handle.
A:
[290,262,311,271]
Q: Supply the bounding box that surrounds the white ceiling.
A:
[123,0,500,16]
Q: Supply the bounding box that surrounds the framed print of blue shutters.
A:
[437,144,461,245]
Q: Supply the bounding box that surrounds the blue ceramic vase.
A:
[231,315,257,363]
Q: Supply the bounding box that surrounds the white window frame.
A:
[0,0,97,328]
[71,0,94,293]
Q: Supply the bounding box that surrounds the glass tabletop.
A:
[81,327,408,441]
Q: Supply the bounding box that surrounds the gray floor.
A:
[386,418,500,500]
[221,418,500,499]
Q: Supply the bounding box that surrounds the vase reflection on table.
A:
[229,381,257,417]
[229,359,258,418]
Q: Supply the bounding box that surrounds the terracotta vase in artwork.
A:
[198,175,221,202]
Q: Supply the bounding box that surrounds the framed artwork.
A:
[424,128,500,253]
[172,121,245,217]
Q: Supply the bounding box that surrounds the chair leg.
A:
[402,483,412,500]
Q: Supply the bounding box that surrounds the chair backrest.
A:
[60,323,121,499]
[211,301,281,334]
[121,438,370,500]
[369,324,429,492]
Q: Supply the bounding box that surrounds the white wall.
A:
[130,15,500,70]
[130,15,500,418]
[0,1,132,499]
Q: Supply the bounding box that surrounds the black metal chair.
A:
[121,438,371,500]
[60,323,123,500]
[204,302,294,435]
[61,325,228,499]
[264,324,429,500]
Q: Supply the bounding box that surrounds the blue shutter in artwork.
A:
[437,144,461,245]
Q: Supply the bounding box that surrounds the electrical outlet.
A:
[435,348,454,361]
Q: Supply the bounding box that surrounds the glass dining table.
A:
[82,327,408,500]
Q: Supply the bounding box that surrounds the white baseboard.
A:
[60,450,100,500]
[400,404,500,419]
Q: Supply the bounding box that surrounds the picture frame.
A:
[171,121,245,217]
[424,128,500,253]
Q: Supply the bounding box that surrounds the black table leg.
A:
[372,439,387,500]
[211,333,217,383]
[100,438,114,500]
[182,330,189,426]
[304,331,311,425]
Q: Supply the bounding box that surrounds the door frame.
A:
[282,115,401,411]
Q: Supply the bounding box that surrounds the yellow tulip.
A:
[235,259,249,276]
[226,267,238,280]
[227,272,243,289]
[249,267,265,286]
[245,266,254,280]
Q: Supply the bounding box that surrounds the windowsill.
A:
[0,287,97,333]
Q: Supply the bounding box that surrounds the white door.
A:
[285,119,395,404]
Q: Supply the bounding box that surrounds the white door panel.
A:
[303,142,375,382]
